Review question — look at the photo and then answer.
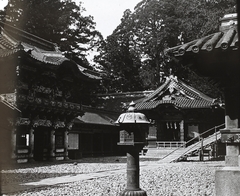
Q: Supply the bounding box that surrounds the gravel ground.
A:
[1,156,224,196]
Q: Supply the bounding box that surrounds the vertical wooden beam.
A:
[28,128,34,162]
[179,120,184,142]
[64,130,69,160]
[11,128,17,159]
[49,130,55,161]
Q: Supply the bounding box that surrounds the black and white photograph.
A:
[0,0,239,195]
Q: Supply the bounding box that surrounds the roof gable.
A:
[135,75,217,110]
[144,75,213,102]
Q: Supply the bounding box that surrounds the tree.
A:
[132,0,181,89]
[2,0,103,65]
[95,10,143,93]
[166,0,236,98]
[96,0,236,97]
[174,0,236,42]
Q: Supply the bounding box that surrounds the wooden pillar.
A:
[156,121,163,141]
[101,131,104,155]
[29,128,34,162]
[50,130,55,161]
[179,120,184,142]
[91,132,94,156]
[11,128,16,159]
[64,130,69,160]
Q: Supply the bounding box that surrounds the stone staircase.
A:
[153,124,225,163]
[158,131,221,163]
[143,148,173,159]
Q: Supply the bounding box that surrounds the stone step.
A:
[157,131,221,163]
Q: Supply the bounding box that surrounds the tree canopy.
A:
[95,0,236,97]
[1,0,103,66]
[0,0,237,98]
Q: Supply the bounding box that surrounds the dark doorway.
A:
[164,122,180,141]
[34,128,50,161]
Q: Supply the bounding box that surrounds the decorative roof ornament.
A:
[0,93,21,112]
[128,101,136,112]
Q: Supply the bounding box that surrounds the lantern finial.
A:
[128,101,136,112]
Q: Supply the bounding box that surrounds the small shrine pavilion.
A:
[0,22,121,163]
[134,75,224,147]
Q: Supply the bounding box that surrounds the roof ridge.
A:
[141,75,214,104]
[0,22,57,51]
[178,80,214,101]
[142,76,175,102]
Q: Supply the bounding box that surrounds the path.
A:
[1,159,161,195]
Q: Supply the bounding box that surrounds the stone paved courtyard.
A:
[1,154,224,196]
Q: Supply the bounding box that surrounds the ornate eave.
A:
[0,22,102,81]
[17,94,84,116]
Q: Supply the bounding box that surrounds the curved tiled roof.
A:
[166,27,238,56]
[135,97,214,110]
[135,75,219,111]
[29,46,67,65]
[0,23,102,80]
[165,14,238,56]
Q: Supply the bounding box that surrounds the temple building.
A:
[70,106,120,158]
[134,14,239,148]
[0,22,120,163]
[133,75,225,147]
[96,76,224,148]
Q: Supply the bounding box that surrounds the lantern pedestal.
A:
[119,145,147,196]
[216,167,240,196]
[115,102,150,196]
[215,129,240,196]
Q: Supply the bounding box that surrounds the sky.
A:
[0,0,141,63]
[0,0,7,8]
[0,0,141,38]
[76,0,140,38]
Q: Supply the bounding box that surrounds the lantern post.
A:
[115,102,150,196]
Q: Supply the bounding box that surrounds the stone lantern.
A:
[115,101,150,196]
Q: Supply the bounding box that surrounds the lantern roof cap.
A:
[115,112,150,124]
[115,101,150,124]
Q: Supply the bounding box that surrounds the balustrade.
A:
[156,141,186,148]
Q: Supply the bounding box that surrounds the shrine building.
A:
[96,77,225,149]
[133,75,225,148]
[0,22,121,163]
